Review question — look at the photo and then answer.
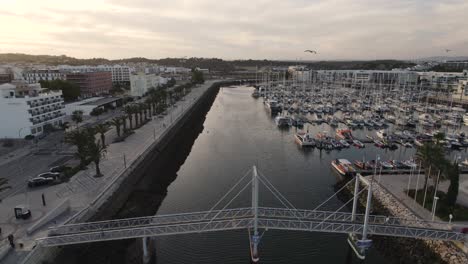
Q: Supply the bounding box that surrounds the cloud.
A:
[0,0,467,60]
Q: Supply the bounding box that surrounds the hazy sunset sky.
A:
[0,0,467,60]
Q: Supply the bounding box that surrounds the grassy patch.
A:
[407,187,468,221]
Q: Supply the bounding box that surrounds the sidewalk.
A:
[377,173,468,223]
[0,81,218,262]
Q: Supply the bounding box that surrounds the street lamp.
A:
[432,196,439,221]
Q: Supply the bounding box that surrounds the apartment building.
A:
[0,81,65,138]
[22,69,65,84]
[66,71,112,98]
[130,73,168,97]
[58,65,133,83]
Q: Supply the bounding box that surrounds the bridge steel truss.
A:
[38,215,466,247]
[36,167,468,248]
[46,207,449,237]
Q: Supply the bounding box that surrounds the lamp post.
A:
[432,196,439,221]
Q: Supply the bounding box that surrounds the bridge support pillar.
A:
[250,165,260,263]
[351,176,360,222]
[142,237,150,264]
[464,234,468,253]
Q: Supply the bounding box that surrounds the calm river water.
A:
[56,85,432,264]
[150,86,415,264]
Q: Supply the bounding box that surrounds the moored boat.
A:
[295,132,316,147]
[331,159,356,176]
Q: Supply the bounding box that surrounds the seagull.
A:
[445,49,452,53]
[304,50,317,54]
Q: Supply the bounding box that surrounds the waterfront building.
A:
[0,70,14,84]
[0,81,65,138]
[58,65,134,84]
[22,69,65,84]
[66,71,112,98]
[130,73,168,97]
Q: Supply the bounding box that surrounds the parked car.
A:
[50,165,70,173]
[27,172,59,187]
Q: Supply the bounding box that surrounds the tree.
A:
[433,132,445,145]
[110,117,122,138]
[191,69,205,84]
[167,77,176,87]
[39,80,80,101]
[0,177,11,201]
[416,142,446,191]
[94,123,108,148]
[65,128,94,168]
[446,162,460,208]
[120,115,128,134]
[124,105,134,130]
[87,139,106,177]
[71,110,84,127]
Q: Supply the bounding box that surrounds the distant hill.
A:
[0,53,415,71]
[414,56,468,62]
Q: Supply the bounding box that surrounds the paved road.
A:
[0,106,126,201]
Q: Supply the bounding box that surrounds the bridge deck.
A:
[38,207,465,247]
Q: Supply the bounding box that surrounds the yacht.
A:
[275,116,292,127]
[265,99,282,113]
[339,140,350,148]
[252,90,260,98]
[336,129,354,142]
[353,139,365,148]
[376,129,387,140]
[294,132,315,147]
[331,159,356,176]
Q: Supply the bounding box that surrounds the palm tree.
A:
[120,115,128,134]
[433,132,445,145]
[65,128,94,168]
[71,110,84,127]
[87,139,106,177]
[94,123,109,148]
[110,117,122,138]
[145,98,155,117]
[0,177,11,201]
[416,142,446,193]
[460,85,465,101]
[124,105,134,130]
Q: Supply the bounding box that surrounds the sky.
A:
[0,0,467,60]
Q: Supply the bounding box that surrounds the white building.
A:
[0,81,65,138]
[22,69,65,84]
[130,73,168,97]
[58,65,134,83]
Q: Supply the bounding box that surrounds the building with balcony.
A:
[130,73,168,97]
[22,69,65,84]
[0,81,65,138]
[66,71,112,98]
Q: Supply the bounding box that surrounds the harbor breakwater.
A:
[338,177,468,264]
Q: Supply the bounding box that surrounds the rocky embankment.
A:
[338,178,467,264]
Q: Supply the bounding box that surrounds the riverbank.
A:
[338,176,468,264]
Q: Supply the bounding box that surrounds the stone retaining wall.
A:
[353,177,468,264]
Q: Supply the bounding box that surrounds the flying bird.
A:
[304,50,317,54]
[445,49,452,53]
